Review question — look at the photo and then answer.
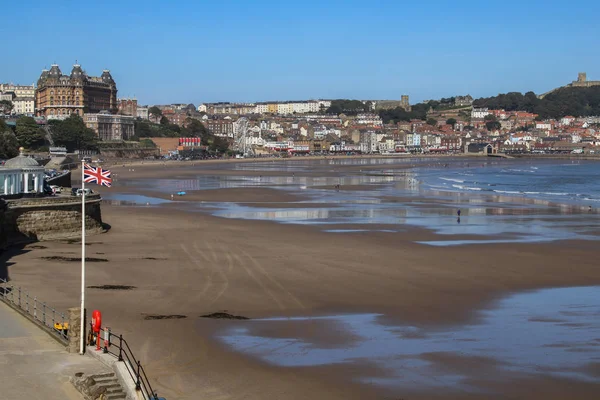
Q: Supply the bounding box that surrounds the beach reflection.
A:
[218,286,600,392]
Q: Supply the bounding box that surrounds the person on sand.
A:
[457,209,461,217]
[171,194,174,200]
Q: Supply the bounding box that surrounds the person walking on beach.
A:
[457,209,461,217]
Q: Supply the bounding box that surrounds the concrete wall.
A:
[0,199,6,249]
[4,195,104,242]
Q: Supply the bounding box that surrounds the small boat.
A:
[177,191,186,196]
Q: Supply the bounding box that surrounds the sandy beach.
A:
[5,158,600,399]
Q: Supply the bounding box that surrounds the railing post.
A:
[42,303,46,326]
[118,335,123,361]
[25,292,29,313]
[136,360,141,391]
[34,297,37,320]
[18,287,21,307]
[52,308,56,328]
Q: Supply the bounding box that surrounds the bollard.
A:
[103,327,110,353]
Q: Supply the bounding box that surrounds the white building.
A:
[471,108,491,119]
[0,148,46,195]
[0,84,36,116]
[355,113,383,126]
[255,103,269,114]
[197,104,207,113]
[535,122,552,131]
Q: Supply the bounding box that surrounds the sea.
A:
[416,158,600,205]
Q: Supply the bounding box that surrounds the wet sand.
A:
[5,159,600,399]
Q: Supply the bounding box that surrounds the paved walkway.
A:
[0,301,110,400]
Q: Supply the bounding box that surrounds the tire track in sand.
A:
[238,247,305,310]
[194,241,229,306]
[180,243,212,298]
[230,252,285,310]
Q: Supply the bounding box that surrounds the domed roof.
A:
[37,69,49,86]
[4,148,41,168]
[48,64,62,76]
[70,64,86,81]
[101,70,115,84]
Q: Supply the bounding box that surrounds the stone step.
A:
[106,393,126,400]
[100,383,121,390]
[89,372,115,379]
[106,387,125,395]
[94,377,119,384]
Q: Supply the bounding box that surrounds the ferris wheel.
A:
[233,117,254,156]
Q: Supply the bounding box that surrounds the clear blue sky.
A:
[2,0,599,105]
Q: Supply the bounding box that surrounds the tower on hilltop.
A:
[578,72,587,83]
[400,95,411,112]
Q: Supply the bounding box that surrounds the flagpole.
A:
[80,160,86,355]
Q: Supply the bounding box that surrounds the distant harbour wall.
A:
[2,195,104,243]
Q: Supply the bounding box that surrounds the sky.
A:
[2,0,599,105]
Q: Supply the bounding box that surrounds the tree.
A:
[485,120,501,131]
[149,106,163,119]
[446,118,457,127]
[0,130,20,158]
[160,116,170,125]
[0,118,8,133]
[0,100,13,115]
[209,136,229,153]
[426,118,437,126]
[484,114,497,122]
[15,116,45,149]
[134,120,154,138]
[51,115,98,152]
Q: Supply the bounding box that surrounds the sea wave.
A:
[524,192,569,196]
[440,177,464,183]
[452,184,482,191]
[494,190,521,194]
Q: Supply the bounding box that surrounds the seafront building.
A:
[0,148,45,196]
[35,63,118,120]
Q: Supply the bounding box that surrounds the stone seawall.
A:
[4,194,104,242]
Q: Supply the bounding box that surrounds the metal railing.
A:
[92,325,160,400]
[0,278,69,343]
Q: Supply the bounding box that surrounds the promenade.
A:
[0,302,109,400]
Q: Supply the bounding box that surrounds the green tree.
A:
[0,130,20,158]
[15,116,45,149]
[134,120,154,138]
[486,120,501,131]
[484,114,497,122]
[149,106,163,119]
[209,136,229,153]
[139,138,156,148]
[0,118,8,132]
[0,100,13,114]
[426,118,437,126]
[160,116,170,125]
[446,118,457,127]
[51,115,98,152]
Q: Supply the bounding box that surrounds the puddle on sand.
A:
[218,286,600,393]
[102,194,169,206]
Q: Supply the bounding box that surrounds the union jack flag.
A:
[83,164,112,187]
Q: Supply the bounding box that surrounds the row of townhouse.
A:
[198,100,333,115]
